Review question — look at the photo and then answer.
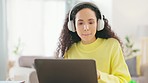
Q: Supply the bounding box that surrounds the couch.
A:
[131,64,148,83]
[126,55,148,83]
[9,55,148,83]
[9,55,56,83]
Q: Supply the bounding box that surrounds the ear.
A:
[97,19,104,31]
[68,20,75,32]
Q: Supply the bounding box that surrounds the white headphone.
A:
[68,2,104,32]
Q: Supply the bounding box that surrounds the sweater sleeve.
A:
[98,40,131,83]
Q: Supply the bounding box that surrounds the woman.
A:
[56,2,131,83]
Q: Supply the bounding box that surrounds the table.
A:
[0,81,25,83]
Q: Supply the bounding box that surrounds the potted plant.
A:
[13,38,23,56]
[12,38,24,66]
[124,36,141,77]
[123,36,140,60]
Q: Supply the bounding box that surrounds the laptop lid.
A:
[34,59,98,83]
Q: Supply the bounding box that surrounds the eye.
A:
[78,22,83,25]
[89,21,94,24]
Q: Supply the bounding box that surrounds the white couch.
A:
[10,55,148,83]
[9,55,56,83]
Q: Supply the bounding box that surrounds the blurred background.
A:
[0,0,148,82]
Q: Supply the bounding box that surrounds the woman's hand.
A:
[97,70,100,79]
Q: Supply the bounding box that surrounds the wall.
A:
[0,0,8,80]
[93,0,112,26]
[93,0,148,49]
[112,0,148,41]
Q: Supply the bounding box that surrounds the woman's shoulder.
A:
[103,38,120,45]
[67,43,77,51]
[99,38,118,42]
[107,38,119,42]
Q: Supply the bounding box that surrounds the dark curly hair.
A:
[56,3,122,57]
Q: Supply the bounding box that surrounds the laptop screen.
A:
[34,59,98,83]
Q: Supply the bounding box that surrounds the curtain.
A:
[7,0,66,59]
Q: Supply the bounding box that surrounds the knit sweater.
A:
[64,38,131,83]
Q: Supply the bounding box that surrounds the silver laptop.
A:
[34,59,98,83]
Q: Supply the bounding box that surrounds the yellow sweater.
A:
[64,38,131,83]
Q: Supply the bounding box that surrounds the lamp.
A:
[138,25,148,64]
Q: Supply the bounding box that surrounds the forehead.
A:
[75,8,96,20]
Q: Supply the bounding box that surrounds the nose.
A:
[83,24,89,31]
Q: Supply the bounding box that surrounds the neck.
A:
[82,37,96,44]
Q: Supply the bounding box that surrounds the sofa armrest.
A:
[9,66,35,83]
[29,71,39,83]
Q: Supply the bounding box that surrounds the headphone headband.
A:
[69,2,100,21]
[68,2,104,32]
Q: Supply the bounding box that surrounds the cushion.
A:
[125,55,141,77]
[136,55,141,76]
[18,55,55,68]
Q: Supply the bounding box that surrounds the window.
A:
[7,0,66,59]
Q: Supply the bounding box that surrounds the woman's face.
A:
[75,8,97,44]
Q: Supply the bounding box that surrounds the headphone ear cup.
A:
[68,21,75,32]
[97,19,104,31]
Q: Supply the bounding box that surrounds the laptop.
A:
[34,59,98,83]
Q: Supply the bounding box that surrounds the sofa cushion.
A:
[18,56,55,68]
[126,55,141,77]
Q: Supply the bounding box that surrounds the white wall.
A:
[0,0,8,80]
[93,0,112,26]
[112,0,148,41]
[93,0,148,49]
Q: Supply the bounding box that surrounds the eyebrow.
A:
[77,18,95,21]
[78,19,83,21]
[88,18,95,21]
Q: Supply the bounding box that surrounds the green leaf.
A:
[125,36,130,43]
[129,44,133,48]
[132,49,140,52]
[126,44,129,48]
[126,43,133,48]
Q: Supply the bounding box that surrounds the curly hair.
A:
[56,3,122,57]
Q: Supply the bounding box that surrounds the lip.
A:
[82,33,92,36]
